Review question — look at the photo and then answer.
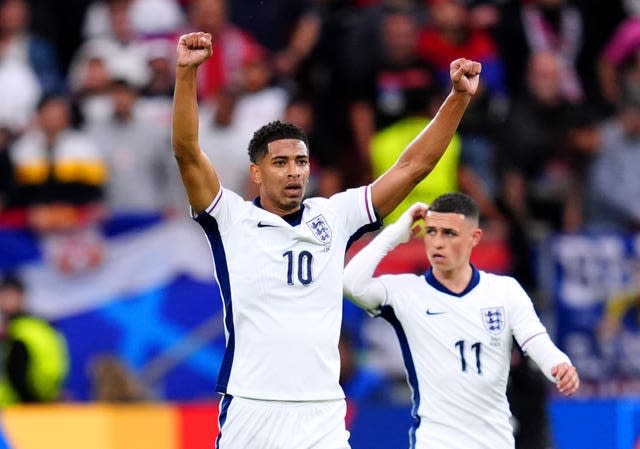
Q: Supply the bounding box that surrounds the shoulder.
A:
[478,270,525,292]
[307,187,363,210]
[378,273,424,289]
[303,195,330,207]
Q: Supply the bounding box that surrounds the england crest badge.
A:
[307,214,332,244]
[481,307,505,335]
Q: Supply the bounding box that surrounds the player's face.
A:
[422,211,482,276]
[250,139,310,216]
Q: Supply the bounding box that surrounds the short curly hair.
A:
[247,120,309,163]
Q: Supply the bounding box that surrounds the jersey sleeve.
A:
[192,186,245,231]
[328,185,378,236]
[506,277,573,381]
[507,277,548,349]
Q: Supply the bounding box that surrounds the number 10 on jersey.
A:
[283,250,314,285]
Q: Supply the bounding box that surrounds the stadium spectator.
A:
[583,92,640,233]
[369,82,505,229]
[0,273,69,405]
[418,0,507,200]
[84,78,181,216]
[75,0,151,89]
[343,194,579,449]
[89,353,151,402]
[496,50,581,233]
[8,94,107,234]
[0,0,65,96]
[227,0,320,87]
[346,3,440,182]
[596,0,640,108]
[141,38,176,100]
[495,0,585,103]
[171,30,480,448]
[184,0,264,101]
[83,0,185,40]
[68,41,116,126]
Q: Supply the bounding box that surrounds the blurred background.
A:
[0,0,640,447]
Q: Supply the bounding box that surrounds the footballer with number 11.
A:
[344,193,580,449]
[172,31,481,449]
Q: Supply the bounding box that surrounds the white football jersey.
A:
[194,185,378,401]
[375,268,548,449]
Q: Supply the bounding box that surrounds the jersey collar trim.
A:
[253,197,305,226]
[424,265,480,297]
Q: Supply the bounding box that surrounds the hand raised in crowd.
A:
[176,32,213,68]
[450,58,482,96]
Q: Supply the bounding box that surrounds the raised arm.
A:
[172,32,220,213]
[370,58,481,218]
[344,203,428,312]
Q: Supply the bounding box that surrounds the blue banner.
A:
[551,233,640,394]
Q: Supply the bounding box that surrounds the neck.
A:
[432,264,473,294]
[256,196,302,217]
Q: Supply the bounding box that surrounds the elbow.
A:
[172,139,200,164]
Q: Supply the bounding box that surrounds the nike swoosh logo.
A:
[257,222,277,228]
[426,309,446,316]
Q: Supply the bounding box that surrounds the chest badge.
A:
[306,214,332,244]
[481,307,505,335]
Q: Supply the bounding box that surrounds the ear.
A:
[471,227,483,247]
[249,163,261,184]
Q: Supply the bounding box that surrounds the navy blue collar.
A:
[253,197,305,226]
[424,265,480,297]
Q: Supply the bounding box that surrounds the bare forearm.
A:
[372,90,471,217]
[401,90,471,178]
[172,66,200,162]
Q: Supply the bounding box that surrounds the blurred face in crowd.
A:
[382,12,418,64]
[109,0,134,43]
[110,82,138,119]
[190,0,226,36]
[285,100,314,135]
[620,105,640,139]
[527,51,562,106]
[0,0,28,35]
[0,285,24,321]
[38,97,71,136]
[242,57,271,93]
[429,0,468,34]
[83,57,112,93]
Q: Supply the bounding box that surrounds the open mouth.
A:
[284,183,302,196]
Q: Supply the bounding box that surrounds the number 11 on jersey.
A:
[455,340,482,374]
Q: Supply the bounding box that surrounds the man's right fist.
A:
[176,32,213,67]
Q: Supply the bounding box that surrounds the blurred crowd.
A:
[1,0,640,405]
[1,0,640,273]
